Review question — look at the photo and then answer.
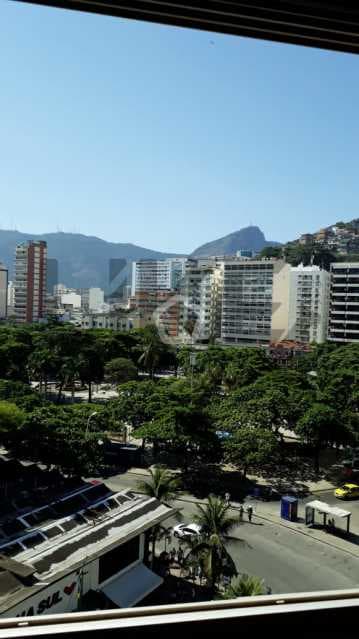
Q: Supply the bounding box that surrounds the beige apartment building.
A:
[218,259,290,346]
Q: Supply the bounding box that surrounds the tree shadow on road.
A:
[181,464,250,502]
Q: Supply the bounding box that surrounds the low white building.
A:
[61,292,82,309]
[81,311,139,331]
[0,483,173,618]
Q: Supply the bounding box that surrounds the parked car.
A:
[334,483,359,499]
[172,523,202,539]
[251,485,279,501]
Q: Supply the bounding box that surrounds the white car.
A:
[172,523,202,539]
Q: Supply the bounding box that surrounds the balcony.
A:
[1,590,359,638]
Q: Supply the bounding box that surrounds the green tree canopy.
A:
[296,403,346,472]
[104,357,138,385]
[225,427,279,477]
[0,401,26,444]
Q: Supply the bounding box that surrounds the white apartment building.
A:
[219,259,286,346]
[7,280,15,317]
[218,260,330,346]
[288,265,330,343]
[0,264,8,319]
[78,287,105,312]
[328,262,359,343]
[131,258,187,296]
[54,283,70,297]
[179,259,221,343]
[14,241,47,323]
[89,287,105,311]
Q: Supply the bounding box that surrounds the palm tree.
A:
[137,465,180,566]
[184,495,240,592]
[194,494,239,537]
[221,574,266,598]
[137,465,180,502]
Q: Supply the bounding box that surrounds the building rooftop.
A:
[0,482,173,614]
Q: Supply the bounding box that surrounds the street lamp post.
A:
[85,411,98,439]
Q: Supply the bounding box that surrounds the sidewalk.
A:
[245,472,336,494]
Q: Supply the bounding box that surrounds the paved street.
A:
[104,470,359,535]
[105,471,359,595]
[163,500,359,594]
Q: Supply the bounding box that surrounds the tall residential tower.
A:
[328,262,359,343]
[14,241,47,323]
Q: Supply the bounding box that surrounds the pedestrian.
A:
[247,504,253,522]
[225,492,231,504]
[178,547,184,566]
[170,548,176,563]
[239,504,244,521]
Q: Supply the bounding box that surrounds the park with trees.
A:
[0,322,356,489]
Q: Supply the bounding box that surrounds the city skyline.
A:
[1,3,359,252]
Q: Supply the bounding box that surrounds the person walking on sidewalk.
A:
[239,504,244,521]
[247,505,253,522]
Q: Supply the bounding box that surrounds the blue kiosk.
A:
[280,495,298,522]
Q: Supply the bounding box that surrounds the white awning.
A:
[306,500,351,518]
[101,563,163,608]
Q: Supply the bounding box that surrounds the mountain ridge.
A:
[191,225,280,257]
[0,225,282,290]
[0,230,184,290]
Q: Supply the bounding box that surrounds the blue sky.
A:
[1,2,359,253]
